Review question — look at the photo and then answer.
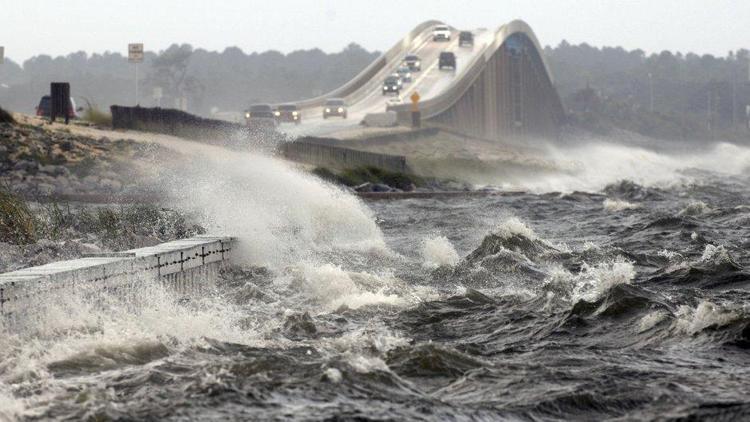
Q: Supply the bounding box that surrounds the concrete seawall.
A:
[280,139,408,173]
[0,236,235,319]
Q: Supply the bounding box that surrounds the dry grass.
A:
[0,186,36,244]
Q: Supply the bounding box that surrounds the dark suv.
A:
[439,52,456,70]
[245,104,277,127]
[382,76,400,95]
[403,55,421,72]
[274,104,301,124]
[459,31,474,47]
[323,99,347,119]
[36,95,80,119]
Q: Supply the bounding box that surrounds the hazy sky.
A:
[2,0,749,63]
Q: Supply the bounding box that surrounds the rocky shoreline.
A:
[0,121,176,200]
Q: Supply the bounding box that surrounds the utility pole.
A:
[732,77,737,127]
[648,73,654,113]
[707,90,712,135]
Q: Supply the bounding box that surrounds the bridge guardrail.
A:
[292,20,443,109]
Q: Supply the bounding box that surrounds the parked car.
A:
[396,66,413,83]
[439,52,456,70]
[323,98,347,119]
[459,31,474,47]
[274,104,301,124]
[432,25,451,42]
[245,104,277,127]
[35,95,80,119]
[403,54,421,72]
[382,76,401,95]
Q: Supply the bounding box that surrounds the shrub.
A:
[82,107,112,127]
[0,106,15,124]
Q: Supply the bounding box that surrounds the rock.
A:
[372,183,392,192]
[39,164,67,176]
[354,183,374,193]
[36,183,55,195]
[99,178,122,191]
[13,160,38,172]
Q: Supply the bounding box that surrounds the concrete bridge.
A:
[278,20,564,142]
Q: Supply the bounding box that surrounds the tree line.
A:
[0,43,378,116]
[546,41,750,140]
[0,40,748,140]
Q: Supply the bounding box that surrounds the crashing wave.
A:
[675,301,742,335]
[603,198,640,212]
[603,180,663,201]
[679,200,713,216]
[420,236,460,268]
[466,217,557,264]
[544,257,636,303]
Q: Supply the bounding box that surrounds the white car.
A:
[432,25,451,41]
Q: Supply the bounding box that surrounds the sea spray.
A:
[168,151,386,268]
[420,236,460,268]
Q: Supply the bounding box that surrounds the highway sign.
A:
[0,46,4,64]
[128,43,144,63]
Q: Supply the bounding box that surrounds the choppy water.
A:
[2,141,750,421]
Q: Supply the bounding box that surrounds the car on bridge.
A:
[432,25,451,42]
[274,104,301,124]
[396,66,413,83]
[459,31,474,47]
[245,104,277,127]
[390,73,404,89]
[403,55,421,72]
[439,52,456,70]
[323,98,347,119]
[382,76,401,95]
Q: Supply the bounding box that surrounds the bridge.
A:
[279,20,564,142]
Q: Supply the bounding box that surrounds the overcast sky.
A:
[2,0,749,63]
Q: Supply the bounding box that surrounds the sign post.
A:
[410,91,421,128]
[128,43,144,105]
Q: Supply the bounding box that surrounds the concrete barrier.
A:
[110,106,282,147]
[280,139,407,173]
[0,236,235,319]
[362,112,398,127]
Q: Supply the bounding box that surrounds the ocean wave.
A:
[674,301,744,335]
[603,198,640,212]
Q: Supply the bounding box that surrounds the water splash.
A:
[420,236,460,268]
